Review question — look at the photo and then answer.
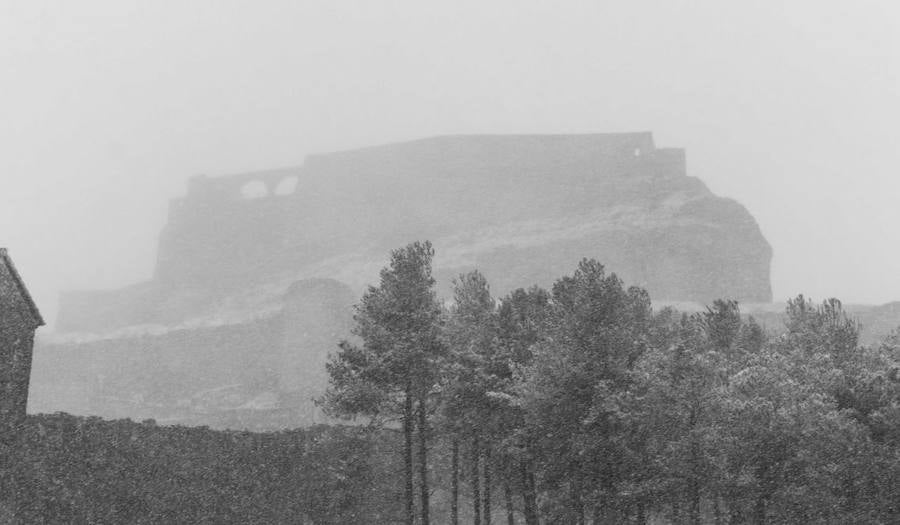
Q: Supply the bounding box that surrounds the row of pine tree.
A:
[323,241,900,524]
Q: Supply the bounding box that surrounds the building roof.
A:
[0,248,45,327]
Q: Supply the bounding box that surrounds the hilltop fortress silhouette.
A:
[33,133,774,429]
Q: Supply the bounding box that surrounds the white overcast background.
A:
[2,0,899,327]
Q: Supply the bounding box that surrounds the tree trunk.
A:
[689,476,701,525]
[753,466,769,525]
[688,412,701,525]
[636,502,646,525]
[452,439,460,525]
[404,386,415,525]
[843,476,857,514]
[504,481,514,525]
[571,478,585,525]
[521,460,539,525]
[418,397,430,525]
[472,436,482,525]
[753,496,766,525]
[484,446,492,525]
[595,502,621,525]
[728,497,742,525]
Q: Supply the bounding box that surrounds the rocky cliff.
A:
[59,133,771,332]
[33,133,773,429]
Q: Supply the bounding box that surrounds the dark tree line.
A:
[324,241,900,524]
[0,415,405,523]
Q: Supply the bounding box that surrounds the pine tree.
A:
[322,241,443,525]
[442,270,499,524]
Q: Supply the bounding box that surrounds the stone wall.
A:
[31,278,354,429]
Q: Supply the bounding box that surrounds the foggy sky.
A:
[2,0,899,328]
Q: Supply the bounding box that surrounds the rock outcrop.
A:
[32,133,773,429]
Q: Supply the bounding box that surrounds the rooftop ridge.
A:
[1,247,45,326]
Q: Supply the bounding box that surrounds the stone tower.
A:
[0,248,44,427]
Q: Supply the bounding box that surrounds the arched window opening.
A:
[240,180,269,199]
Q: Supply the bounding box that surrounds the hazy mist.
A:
[3,0,900,327]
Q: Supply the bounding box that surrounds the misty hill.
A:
[59,133,771,335]
[162,133,772,303]
[33,133,774,429]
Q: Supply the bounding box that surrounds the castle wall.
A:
[150,134,703,295]
[58,133,770,335]
[32,277,354,429]
[31,316,287,423]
